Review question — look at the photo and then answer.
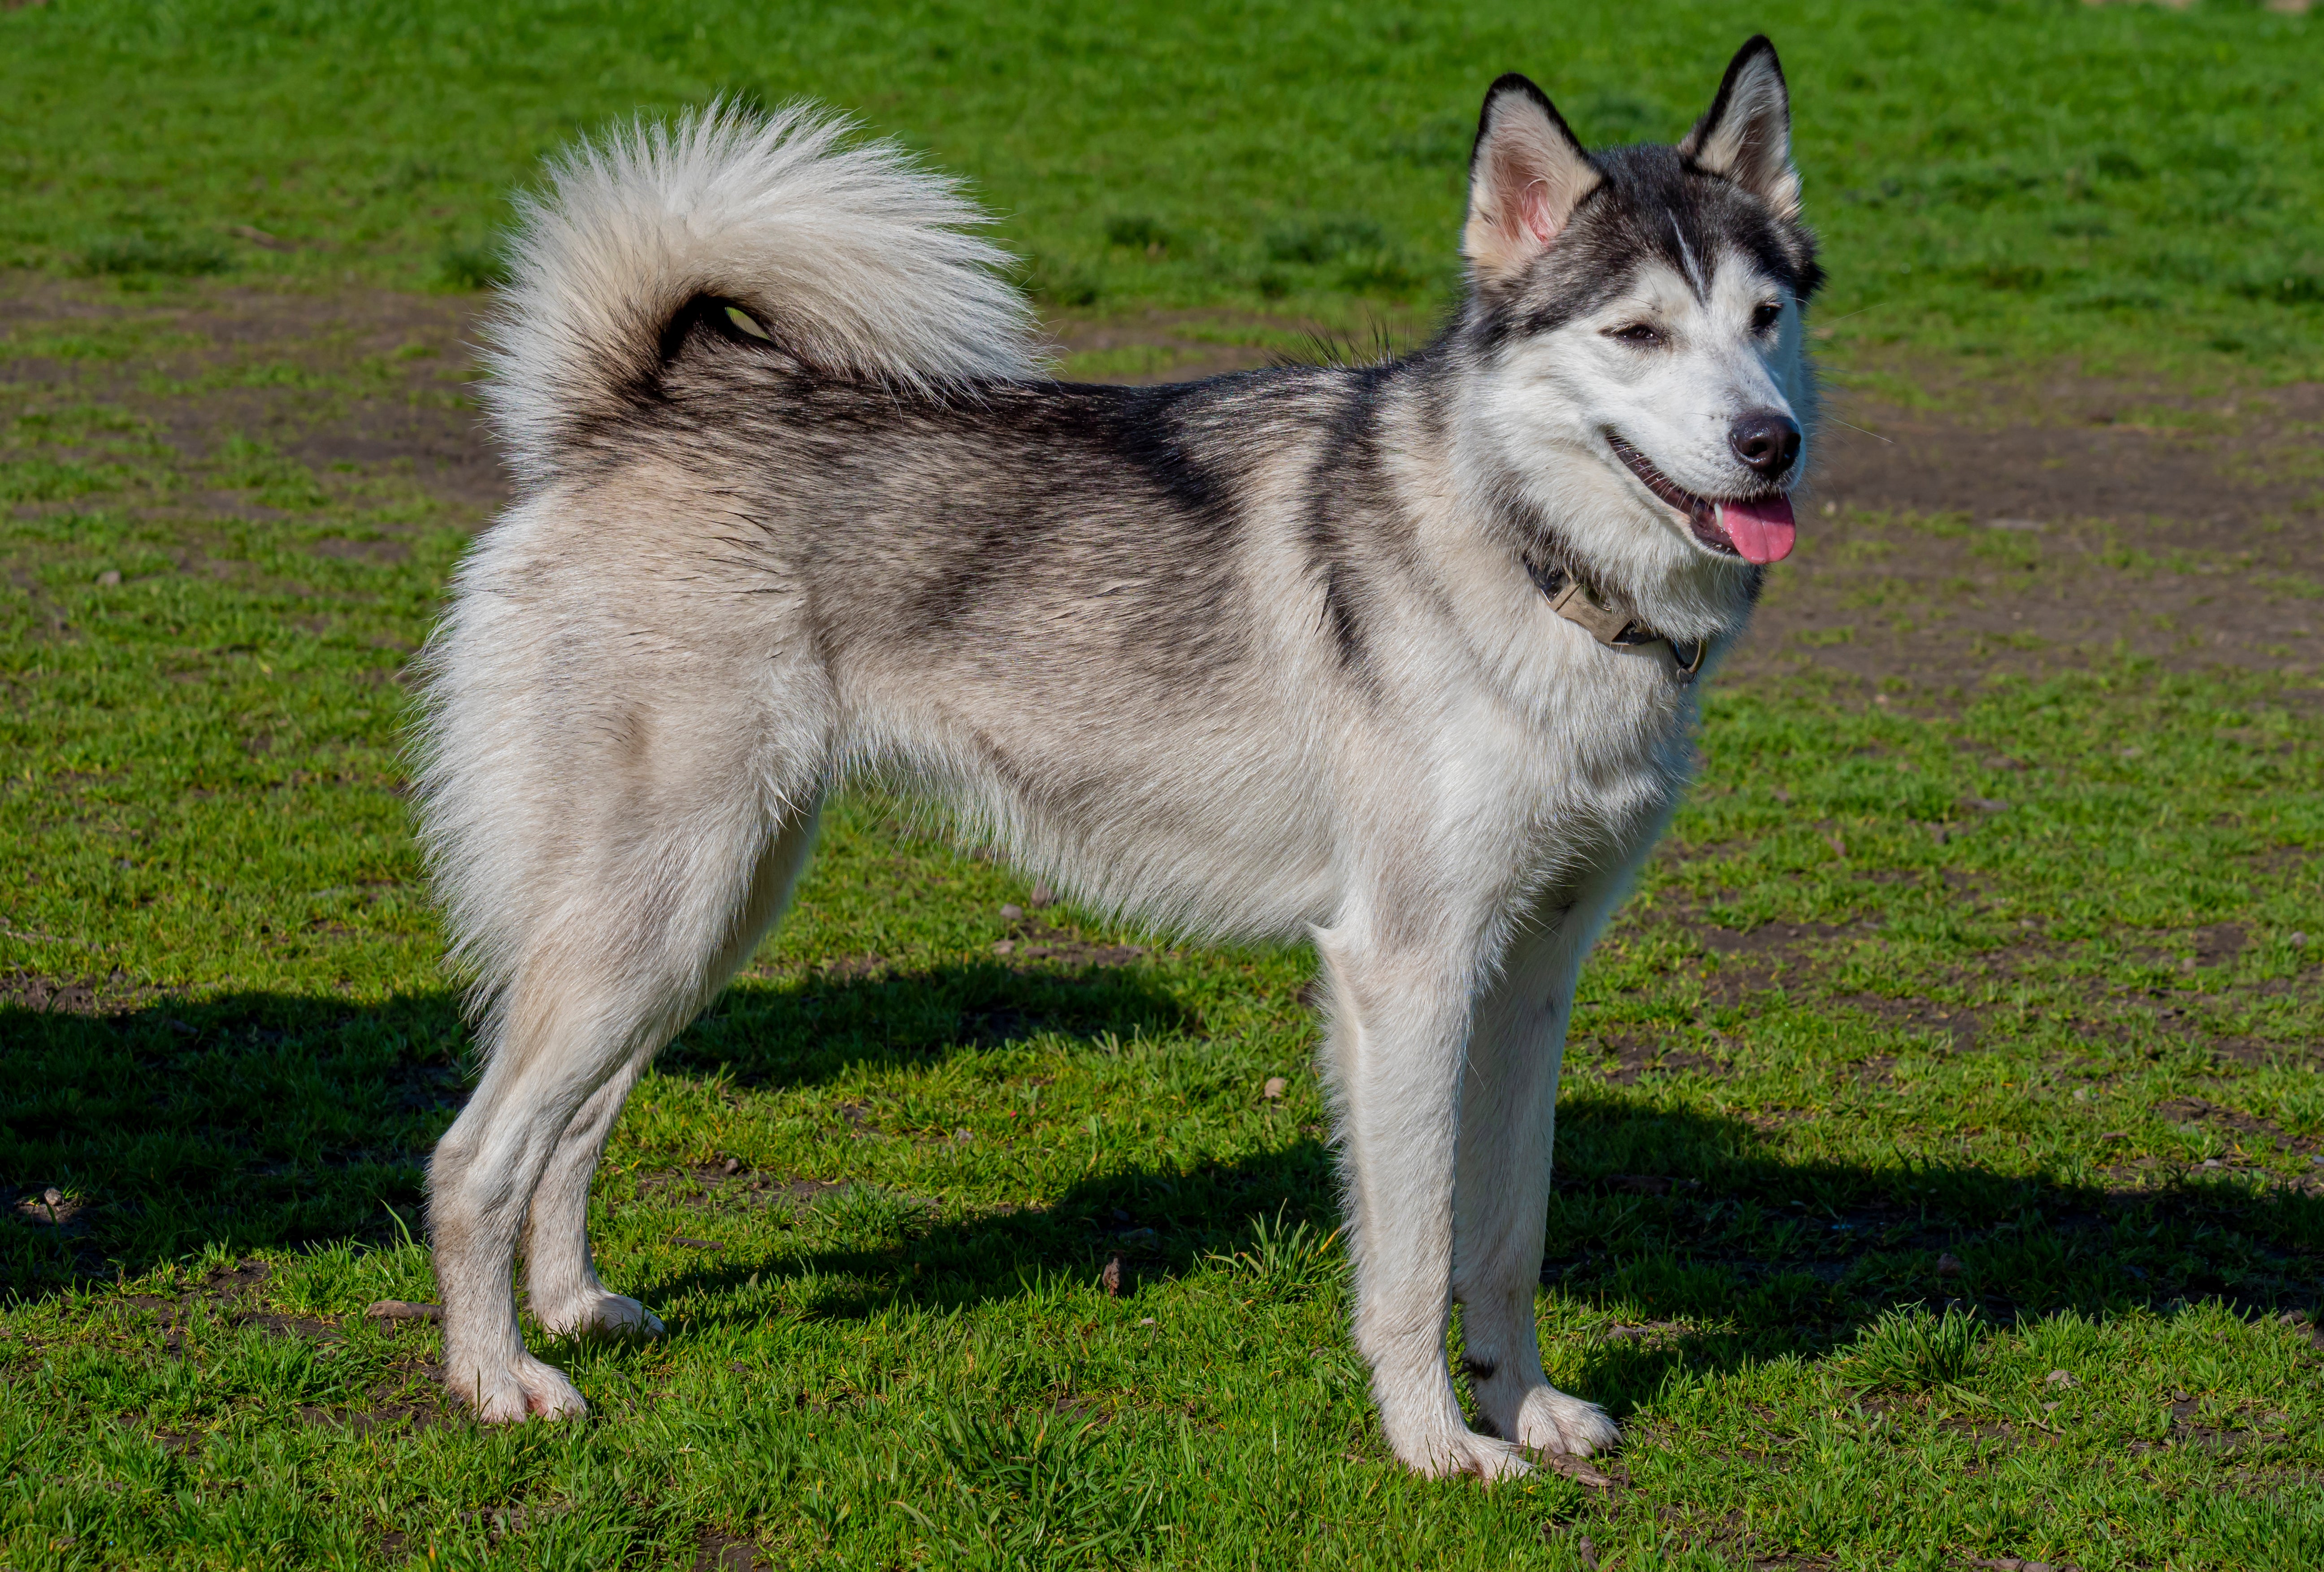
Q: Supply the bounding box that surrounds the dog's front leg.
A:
[1450,910,1619,1457]
[1317,927,1530,1480]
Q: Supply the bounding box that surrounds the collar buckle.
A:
[1546,578,1639,646]
[1541,566,1708,684]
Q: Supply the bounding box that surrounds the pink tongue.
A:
[1719,495,1796,564]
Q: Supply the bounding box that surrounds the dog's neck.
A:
[1478,464,1763,645]
[1519,551,1713,683]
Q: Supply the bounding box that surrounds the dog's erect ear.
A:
[1680,36,1801,221]
[1464,74,1601,285]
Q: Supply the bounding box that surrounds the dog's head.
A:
[1458,38,1821,600]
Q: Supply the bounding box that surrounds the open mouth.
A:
[1606,432,1796,565]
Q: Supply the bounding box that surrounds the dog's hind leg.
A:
[516,1052,664,1343]
[429,944,691,1419]
[1449,904,1620,1458]
[425,747,823,1423]
[1318,916,1531,1480]
[520,804,823,1342]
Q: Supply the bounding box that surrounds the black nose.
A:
[1728,411,1802,480]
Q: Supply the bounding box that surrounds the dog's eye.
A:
[1607,323,1663,347]
[1751,302,1783,334]
[724,304,774,341]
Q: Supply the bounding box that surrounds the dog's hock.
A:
[1463,74,1600,285]
[1681,36,1802,221]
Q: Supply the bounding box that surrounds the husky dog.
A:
[414,35,1818,1479]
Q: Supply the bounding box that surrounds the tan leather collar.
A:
[1525,556,1707,684]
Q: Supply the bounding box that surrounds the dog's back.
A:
[421,111,1569,950]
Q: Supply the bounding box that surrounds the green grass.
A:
[2,0,2323,379]
[4,334,2323,1567]
[4,2,2324,1567]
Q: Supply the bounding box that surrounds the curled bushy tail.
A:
[481,103,1045,486]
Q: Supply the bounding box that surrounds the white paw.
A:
[444,1353,588,1423]
[1394,1425,1536,1481]
[1511,1385,1620,1457]
[536,1292,665,1340]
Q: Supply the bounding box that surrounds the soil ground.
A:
[8,278,2315,695]
[11,278,2317,1064]
[8,276,2317,1038]
[1763,365,2324,692]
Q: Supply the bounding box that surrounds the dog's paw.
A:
[1511,1386,1620,1457]
[1396,1426,1536,1481]
[444,1354,588,1424]
[537,1292,665,1341]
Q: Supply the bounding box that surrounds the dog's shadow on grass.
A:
[0,960,1191,1294]
[638,1085,2324,1419]
[666,955,1201,1087]
[12,967,2322,1419]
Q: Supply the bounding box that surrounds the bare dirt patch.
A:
[10,281,2314,696]
[637,1161,848,1213]
[993,914,1148,968]
[1,274,504,517]
[9,288,2317,1086]
[1050,308,1294,383]
[1584,1031,1729,1085]
[0,964,164,1014]
[693,1529,767,1572]
[99,1259,342,1352]
[11,1185,92,1233]
[1742,374,2324,690]
[1595,892,2321,1074]
[2151,1096,2321,1160]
